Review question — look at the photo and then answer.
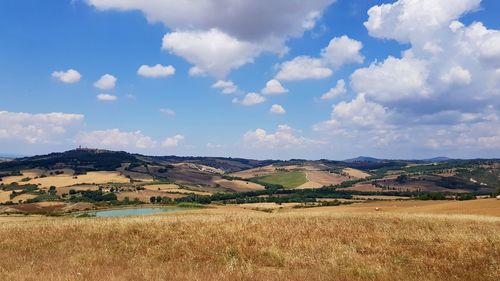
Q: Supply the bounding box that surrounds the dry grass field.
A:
[10,193,38,203]
[343,168,371,179]
[0,207,498,281]
[298,171,349,188]
[143,183,211,195]
[116,190,187,202]
[343,182,384,192]
[28,171,130,188]
[213,179,266,192]
[293,198,500,217]
[2,170,130,188]
[0,190,12,203]
[56,184,99,195]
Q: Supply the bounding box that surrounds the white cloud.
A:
[0,111,84,144]
[351,53,429,103]
[211,80,238,94]
[87,0,333,41]
[313,0,500,155]
[52,69,81,84]
[244,124,322,149]
[351,1,500,111]
[162,134,184,147]
[137,64,175,78]
[94,74,117,90]
[233,92,266,106]
[96,93,117,101]
[270,104,286,115]
[321,79,346,100]
[364,0,481,43]
[162,29,263,78]
[88,0,334,77]
[275,56,332,81]
[321,35,364,68]
[440,66,471,85]
[76,129,157,149]
[316,94,389,131]
[275,35,363,81]
[261,79,288,95]
[188,66,205,77]
[159,108,176,117]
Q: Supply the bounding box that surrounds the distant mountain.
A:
[422,157,451,163]
[343,156,383,163]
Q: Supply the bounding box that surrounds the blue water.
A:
[92,207,186,217]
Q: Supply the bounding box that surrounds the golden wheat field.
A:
[343,168,371,179]
[0,206,499,281]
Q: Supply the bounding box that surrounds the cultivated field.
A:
[2,170,130,188]
[298,170,349,188]
[343,168,371,179]
[116,190,187,202]
[213,179,266,192]
[0,207,499,281]
[256,171,307,188]
[56,184,99,196]
[143,183,211,195]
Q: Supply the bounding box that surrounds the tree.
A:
[149,196,156,203]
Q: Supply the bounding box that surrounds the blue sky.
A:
[1,0,500,159]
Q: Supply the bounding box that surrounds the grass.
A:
[256,171,307,188]
[0,210,498,281]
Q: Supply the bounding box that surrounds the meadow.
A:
[0,203,499,281]
[256,171,307,188]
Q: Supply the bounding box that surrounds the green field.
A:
[256,171,307,188]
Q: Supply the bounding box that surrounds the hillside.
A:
[0,149,499,212]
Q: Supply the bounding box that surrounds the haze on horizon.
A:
[1,0,500,160]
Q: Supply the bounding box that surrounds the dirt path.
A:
[297,172,323,189]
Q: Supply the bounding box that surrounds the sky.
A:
[1,0,500,160]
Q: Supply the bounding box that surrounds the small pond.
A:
[82,207,189,217]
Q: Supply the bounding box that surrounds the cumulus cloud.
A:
[244,125,322,149]
[275,36,363,81]
[162,29,264,78]
[52,69,82,84]
[137,64,175,78]
[211,80,238,94]
[275,56,332,81]
[351,0,500,110]
[351,53,429,103]
[88,0,334,77]
[321,35,364,68]
[162,134,184,147]
[233,92,266,106]
[87,0,333,41]
[313,0,500,155]
[0,110,84,144]
[315,94,389,131]
[76,129,157,149]
[364,0,481,43]
[96,93,117,101]
[261,79,288,95]
[270,104,286,115]
[440,66,471,85]
[94,74,117,90]
[321,79,346,100]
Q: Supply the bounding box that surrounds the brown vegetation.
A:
[0,209,498,281]
[213,179,266,192]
